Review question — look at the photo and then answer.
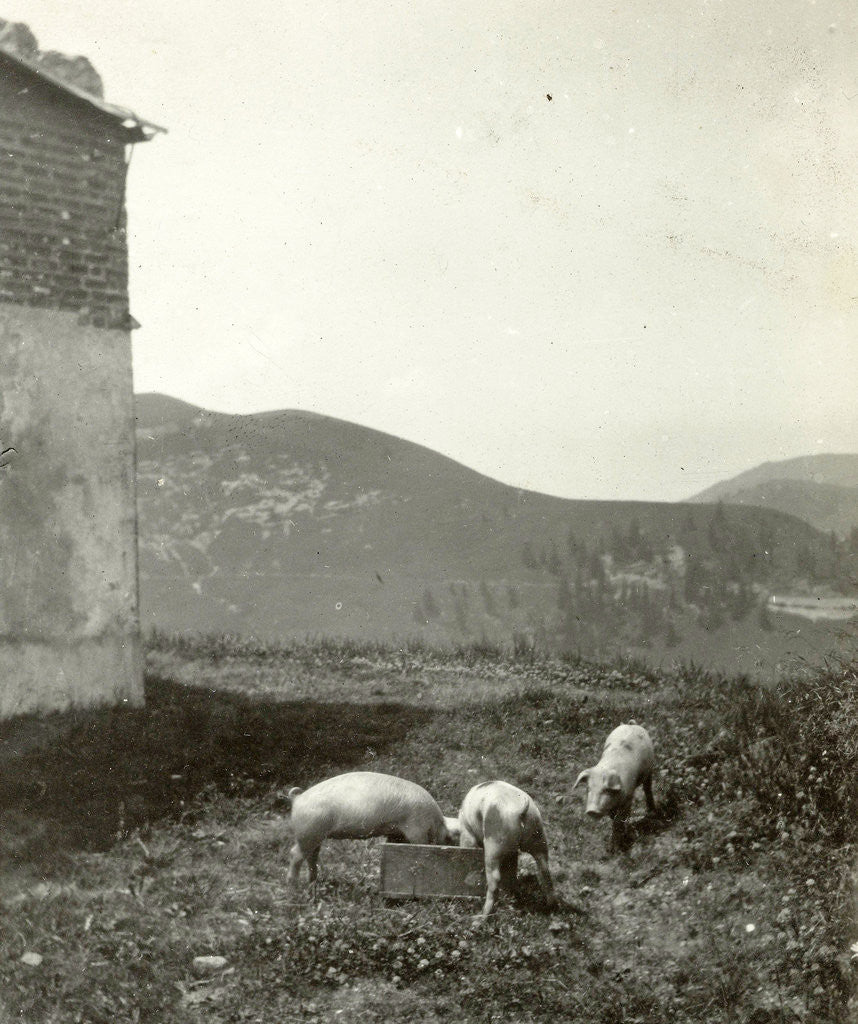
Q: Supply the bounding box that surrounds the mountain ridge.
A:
[134,393,858,676]
[688,452,858,539]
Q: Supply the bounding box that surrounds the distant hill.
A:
[135,394,858,677]
[688,454,858,539]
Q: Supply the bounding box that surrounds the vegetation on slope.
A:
[0,635,855,1022]
[135,394,858,677]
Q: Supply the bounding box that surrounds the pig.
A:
[574,722,656,851]
[286,771,459,886]
[458,780,557,920]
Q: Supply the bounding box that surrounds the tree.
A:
[588,551,606,586]
[700,605,725,631]
[638,584,663,640]
[707,502,729,552]
[453,594,469,632]
[546,540,563,576]
[422,587,440,621]
[414,587,441,625]
[730,580,755,621]
[480,580,497,616]
[684,556,706,604]
[556,575,574,613]
[664,619,681,648]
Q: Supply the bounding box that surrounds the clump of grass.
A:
[148,628,664,680]
[723,668,858,841]
[662,660,858,1012]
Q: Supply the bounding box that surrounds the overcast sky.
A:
[9,0,858,501]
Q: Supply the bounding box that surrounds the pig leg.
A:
[609,802,632,853]
[476,843,504,920]
[459,825,480,849]
[524,836,557,908]
[287,841,306,885]
[532,853,557,908]
[499,852,518,893]
[608,819,623,854]
[306,846,321,884]
[642,774,656,815]
[288,838,322,886]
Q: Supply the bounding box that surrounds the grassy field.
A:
[0,635,856,1023]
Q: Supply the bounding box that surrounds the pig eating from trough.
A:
[458,780,557,920]
[574,722,656,851]
[286,771,459,886]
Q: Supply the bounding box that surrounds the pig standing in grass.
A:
[286,771,459,886]
[458,780,557,920]
[574,722,656,851]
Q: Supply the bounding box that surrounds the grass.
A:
[0,635,856,1023]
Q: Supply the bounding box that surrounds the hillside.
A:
[1,637,855,1023]
[135,394,858,676]
[688,453,858,539]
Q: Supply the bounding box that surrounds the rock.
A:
[36,52,104,97]
[0,20,38,60]
[192,955,228,975]
[20,952,43,967]
[183,986,227,1006]
[0,19,104,97]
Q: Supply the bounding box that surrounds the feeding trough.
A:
[379,842,518,900]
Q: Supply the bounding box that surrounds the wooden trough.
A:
[379,842,518,900]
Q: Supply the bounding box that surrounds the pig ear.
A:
[573,770,590,789]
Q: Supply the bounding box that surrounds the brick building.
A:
[0,35,162,717]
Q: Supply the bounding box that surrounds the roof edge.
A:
[0,46,166,140]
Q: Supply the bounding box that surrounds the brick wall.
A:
[0,51,145,715]
[0,58,132,327]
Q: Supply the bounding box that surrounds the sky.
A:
[7,0,858,501]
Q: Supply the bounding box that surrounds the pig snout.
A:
[442,815,462,845]
[584,787,604,817]
[585,787,617,817]
[576,768,623,818]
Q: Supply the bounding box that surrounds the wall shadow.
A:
[0,674,433,866]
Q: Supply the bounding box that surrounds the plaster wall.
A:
[0,304,142,716]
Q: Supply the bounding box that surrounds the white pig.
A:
[458,780,557,920]
[574,722,656,851]
[286,771,459,885]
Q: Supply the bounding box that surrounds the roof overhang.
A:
[0,47,166,142]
